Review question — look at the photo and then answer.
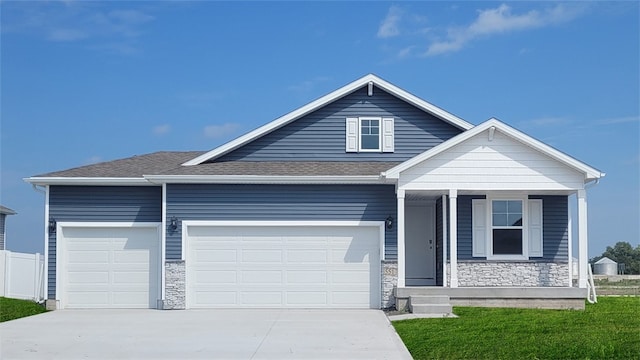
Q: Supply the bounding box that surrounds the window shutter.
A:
[381,117,394,153]
[345,117,358,152]
[472,199,486,257]
[528,199,543,257]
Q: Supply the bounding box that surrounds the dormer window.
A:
[345,117,394,153]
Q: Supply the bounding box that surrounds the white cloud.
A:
[425,3,586,56]
[594,115,640,125]
[204,123,240,139]
[153,124,171,136]
[287,76,331,94]
[523,116,573,127]
[3,2,155,54]
[377,6,403,38]
[48,28,89,42]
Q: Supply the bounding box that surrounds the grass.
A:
[393,297,640,360]
[0,297,48,322]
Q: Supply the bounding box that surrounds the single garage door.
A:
[185,223,381,309]
[59,225,160,309]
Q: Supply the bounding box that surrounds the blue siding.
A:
[456,195,568,261]
[0,214,6,250]
[217,86,463,162]
[457,195,486,260]
[530,195,569,261]
[166,184,397,260]
[47,186,162,299]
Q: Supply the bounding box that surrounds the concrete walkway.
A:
[0,309,412,359]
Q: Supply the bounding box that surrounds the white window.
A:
[360,117,381,151]
[345,117,394,153]
[472,197,543,260]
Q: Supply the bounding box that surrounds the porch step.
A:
[409,295,452,314]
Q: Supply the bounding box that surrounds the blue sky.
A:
[1,1,638,257]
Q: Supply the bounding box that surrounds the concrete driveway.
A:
[0,309,412,359]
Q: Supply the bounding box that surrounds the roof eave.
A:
[24,177,153,186]
[144,175,383,185]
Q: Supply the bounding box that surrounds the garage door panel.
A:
[287,249,328,263]
[186,225,380,308]
[241,270,282,284]
[195,270,237,284]
[287,270,327,284]
[241,249,283,263]
[240,291,282,305]
[61,226,159,309]
[67,271,109,284]
[196,249,237,263]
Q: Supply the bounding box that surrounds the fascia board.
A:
[383,118,605,181]
[183,74,473,166]
[144,175,383,184]
[23,177,153,186]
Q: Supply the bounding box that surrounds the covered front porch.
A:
[381,119,604,311]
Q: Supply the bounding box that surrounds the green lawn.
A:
[393,297,640,360]
[0,297,48,322]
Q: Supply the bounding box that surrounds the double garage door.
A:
[186,223,382,309]
[59,222,381,309]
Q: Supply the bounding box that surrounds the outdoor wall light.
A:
[49,219,56,234]
[386,216,394,229]
[169,217,178,232]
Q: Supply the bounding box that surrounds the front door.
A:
[405,203,436,286]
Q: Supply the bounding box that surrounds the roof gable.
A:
[183,74,473,166]
[383,118,605,184]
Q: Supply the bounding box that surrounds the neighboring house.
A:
[26,74,604,311]
[0,205,17,250]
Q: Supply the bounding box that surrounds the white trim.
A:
[183,74,473,165]
[577,190,588,288]
[25,177,152,186]
[44,185,49,300]
[397,189,406,288]
[441,194,447,287]
[161,184,167,302]
[448,190,458,288]
[358,117,382,152]
[568,198,573,286]
[55,222,162,309]
[144,175,382,184]
[383,118,605,182]
[486,196,529,261]
[181,220,385,309]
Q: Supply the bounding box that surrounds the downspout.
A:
[31,184,46,194]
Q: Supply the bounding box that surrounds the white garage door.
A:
[186,223,381,309]
[59,225,160,309]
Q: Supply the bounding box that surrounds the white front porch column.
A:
[397,189,406,288]
[449,189,458,288]
[577,189,589,288]
[441,194,448,288]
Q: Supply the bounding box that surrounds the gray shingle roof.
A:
[0,205,17,215]
[161,161,402,176]
[35,151,206,178]
[32,151,401,178]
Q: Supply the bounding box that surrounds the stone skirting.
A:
[164,260,186,309]
[448,261,570,287]
[381,260,397,308]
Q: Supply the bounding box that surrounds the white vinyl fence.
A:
[0,250,45,301]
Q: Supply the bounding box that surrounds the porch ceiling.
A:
[404,189,577,199]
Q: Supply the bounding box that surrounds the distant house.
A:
[0,205,17,250]
[26,74,604,312]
